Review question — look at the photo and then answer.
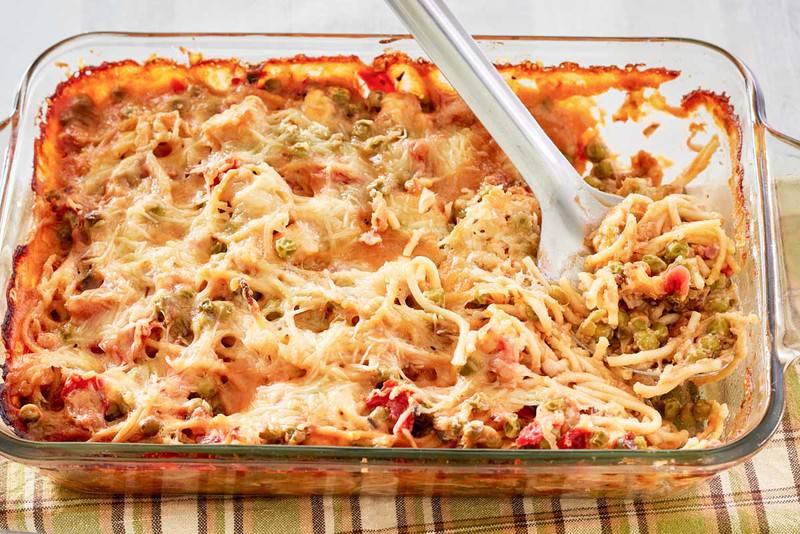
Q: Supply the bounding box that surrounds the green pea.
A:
[104,400,129,422]
[706,316,730,336]
[423,288,445,306]
[642,254,667,275]
[663,398,681,420]
[634,436,648,449]
[198,300,232,321]
[629,314,650,332]
[18,404,41,423]
[351,119,373,140]
[607,261,624,275]
[693,400,712,420]
[60,323,75,342]
[458,364,475,376]
[469,394,490,412]
[698,334,720,353]
[210,239,227,255]
[329,87,351,106]
[139,416,162,437]
[664,241,690,262]
[195,375,218,400]
[263,78,281,92]
[594,323,613,340]
[685,347,710,362]
[653,323,669,343]
[543,398,567,412]
[677,403,696,431]
[585,138,610,163]
[367,406,389,428]
[592,159,615,180]
[198,300,215,314]
[274,237,297,259]
[538,439,551,449]
[259,427,284,443]
[711,276,729,290]
[634,330,660,351]
[706,298,730,313]
[503,415,521,438]
[589,430,608,448]
[617,309,629,329]
[511,213,537,234]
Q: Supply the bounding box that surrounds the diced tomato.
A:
[721,264,733,277]
[170,78,188,93]
[515,421,544,448]
[358,70,396,93]
[366,380,412,425]
[516,405,537,420]
[556,427,592,449]
[60,375,102,400]
[663,264,690,298]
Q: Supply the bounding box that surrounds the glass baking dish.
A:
[0,32,798,497]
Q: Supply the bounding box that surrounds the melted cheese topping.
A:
[4,65,750,450]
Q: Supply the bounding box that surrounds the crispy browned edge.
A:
[0,51,747,440]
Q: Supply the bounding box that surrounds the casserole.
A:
[0,32,797,496]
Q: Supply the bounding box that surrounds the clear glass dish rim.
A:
[0,31,787,468]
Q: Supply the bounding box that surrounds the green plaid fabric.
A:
[1,362,798,534]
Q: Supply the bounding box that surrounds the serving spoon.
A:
[385,1,728,383]
[384,0,622,279]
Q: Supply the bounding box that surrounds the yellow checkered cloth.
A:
[1,361,798,534]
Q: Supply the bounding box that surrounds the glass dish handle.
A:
[765,126,800,367]
[0,111,15,175]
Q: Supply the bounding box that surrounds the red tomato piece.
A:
[170,78,187,93]
[516,421,544,448]
[721,264,733,277]
[663,264,690,298]
[358,70,396,93]
[556,427,592,449]
[516,406,538,420]
[60,375,102,400]
[366,380,411,422]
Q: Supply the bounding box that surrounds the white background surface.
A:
[0,0,798,139]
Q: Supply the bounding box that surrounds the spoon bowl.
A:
[385,0,623,279]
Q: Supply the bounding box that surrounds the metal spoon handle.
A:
[384,0,610,224]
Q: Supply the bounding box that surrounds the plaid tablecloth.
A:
[0,361,798,534]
